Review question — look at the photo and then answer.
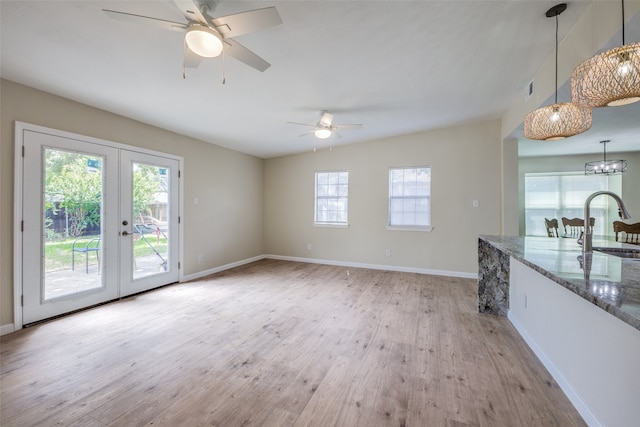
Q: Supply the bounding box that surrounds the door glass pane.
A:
[132,163,170,280]
[44,148,103,300]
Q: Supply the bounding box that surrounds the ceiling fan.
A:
[288,111,363,140]
[103,0,282,74]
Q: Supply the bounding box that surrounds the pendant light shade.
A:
[523,3,592,141]
[571,42,640,107]
[571,0,640,107]
[524,102,592,140]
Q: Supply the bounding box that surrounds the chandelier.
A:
[571,0,640,107]
[524,4,592,141]
[585,140,627,175]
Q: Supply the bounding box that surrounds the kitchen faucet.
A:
[582,191,631,255]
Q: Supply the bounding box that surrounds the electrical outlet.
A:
[198,253,203,264]
[473,199,479,208]
[523,294,528,309]
[307,243,312,250]
[385,248,391,257]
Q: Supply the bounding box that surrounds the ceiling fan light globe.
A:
[314,128,332,139]
[185,26,223,58]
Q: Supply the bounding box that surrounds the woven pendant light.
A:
[571,0,640,107]
[524,3,592,141]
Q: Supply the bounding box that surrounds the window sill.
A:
[314,223,350,229]
[386,225,434,232]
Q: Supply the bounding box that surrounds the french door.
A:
[19,124,180,325]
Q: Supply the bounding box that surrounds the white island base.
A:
[508,258,640,427]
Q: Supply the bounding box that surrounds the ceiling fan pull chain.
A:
[221,49,226,84]
[182,39,187,79]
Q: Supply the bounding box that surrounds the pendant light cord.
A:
[554,12,559,104]
[621,0,625,45]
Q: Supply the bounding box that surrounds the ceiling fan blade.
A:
[103,9,186,31]
[333,124,363,130]
[287,122,316,128]
[172,0,209,25]
[319,112,334,127]
[224,39,270,72]
[212,7,282,38]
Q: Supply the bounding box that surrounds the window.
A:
[524,172,622,236]
[315,171,348,226]
[388,166,431,229]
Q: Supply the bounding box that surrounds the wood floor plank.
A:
[0,260,586,426]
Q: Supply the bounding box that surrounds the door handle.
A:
[121,230,130,236]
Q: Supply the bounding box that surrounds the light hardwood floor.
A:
[1,260,585,426]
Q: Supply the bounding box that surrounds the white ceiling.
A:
[1,0,638,159]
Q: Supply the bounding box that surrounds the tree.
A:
[44,150,163,238]
[46,151,102,237]
[133,163,163,220]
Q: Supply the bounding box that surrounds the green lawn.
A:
[45,236,168,272]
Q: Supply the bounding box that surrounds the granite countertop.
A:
[480,235,640,331]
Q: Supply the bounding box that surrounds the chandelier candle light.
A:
[585,140,628,175]
[524,3,592,141]
[571,0,640,107]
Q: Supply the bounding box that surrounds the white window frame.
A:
[314,170,349,228]
[387,166,432,231]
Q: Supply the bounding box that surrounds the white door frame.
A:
[13,121,184,329]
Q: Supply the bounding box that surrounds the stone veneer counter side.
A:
[477,239,510,316]
[478,235,640,331]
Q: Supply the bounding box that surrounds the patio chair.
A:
[72,236,101,274]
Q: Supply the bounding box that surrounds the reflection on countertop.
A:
[479,235,640,331]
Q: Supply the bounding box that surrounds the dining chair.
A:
[561,217,595,237]
[544,218,559,237]
[613,221,640,245]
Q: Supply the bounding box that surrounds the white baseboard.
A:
[181,255,265,282]
[0,323,16,336]
[264,254,478,279]
[181,254,477,284]
[507,312,601,427]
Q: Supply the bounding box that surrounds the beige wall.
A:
[0,79,264,326]
[264,120,503,275]
[518,152,640,236]
[502,137,520,235]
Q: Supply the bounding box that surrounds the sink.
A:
[593,247,640,259]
